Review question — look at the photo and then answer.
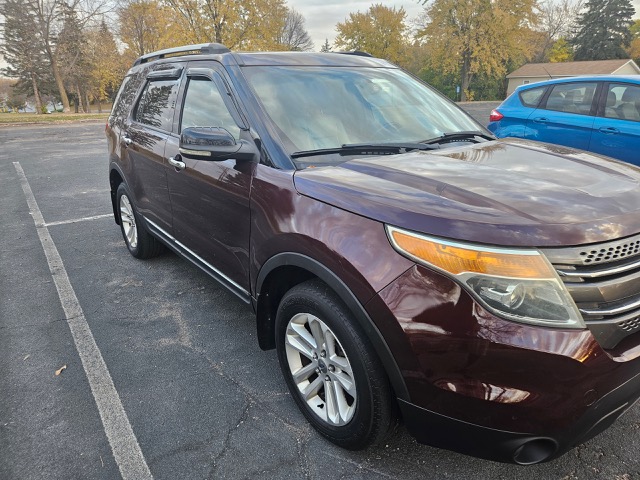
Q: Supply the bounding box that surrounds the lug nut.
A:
[325,376,330,381]
[320,351,326,358]
[328,365,335,372]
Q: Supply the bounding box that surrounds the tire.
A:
[275,279,397,450]
[116,183,164,259]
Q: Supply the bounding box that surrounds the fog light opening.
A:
[513,438,558,465]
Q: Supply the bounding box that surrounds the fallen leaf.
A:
[23,355,30,361]
[55,365,67,376]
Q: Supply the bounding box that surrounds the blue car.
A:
[488,76,640,166]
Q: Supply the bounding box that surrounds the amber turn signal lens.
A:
[389,229,555,279]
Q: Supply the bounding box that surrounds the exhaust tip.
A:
[513,438,558,465]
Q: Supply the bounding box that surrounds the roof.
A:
[507,59,640,78]
[131,43,394,69]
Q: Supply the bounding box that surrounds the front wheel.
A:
[275,279,397,450]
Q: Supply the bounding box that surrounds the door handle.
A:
[598,127,619,135]
[532,117,549,124]
[168,156,186,170]
[123,136,133,146]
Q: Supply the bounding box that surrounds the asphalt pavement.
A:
[1,117,639,479]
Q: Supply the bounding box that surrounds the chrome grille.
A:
[543,232,640,349]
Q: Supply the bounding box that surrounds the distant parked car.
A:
[488,76,640,166]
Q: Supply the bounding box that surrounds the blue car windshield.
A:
[243,66,481,158]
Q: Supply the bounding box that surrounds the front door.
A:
[165,63,254,292]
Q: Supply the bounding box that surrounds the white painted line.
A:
[46,213,112,227]
[13,162,153,480]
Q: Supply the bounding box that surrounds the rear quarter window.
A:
[519,86,546,108]
[110,70,146,129]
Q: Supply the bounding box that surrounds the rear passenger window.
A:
[135,80,179,131]
[519,86,546,108]
[544,82,597,115]
[180,78,241,139]
[603,83,640,122]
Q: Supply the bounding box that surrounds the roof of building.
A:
[507,59,640,78]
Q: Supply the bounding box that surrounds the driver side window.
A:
[180,77,241,139]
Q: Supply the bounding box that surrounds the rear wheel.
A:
[116,183,163,259]
[275,279,397,450]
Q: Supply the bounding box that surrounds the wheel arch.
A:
[109,164,125,225]
[255,252,409,402]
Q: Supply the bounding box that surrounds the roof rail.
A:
[337,50,373,58]
[133,43,231,66]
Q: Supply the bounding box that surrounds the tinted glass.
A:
[180,78,240,139]
[135,79,178,130]
[243,66,481,154]
[603,83,640,121]
[544,82,597,115]
[519,86,546,108]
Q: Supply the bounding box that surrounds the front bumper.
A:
[399,370,640,464]
[367,265,640,464]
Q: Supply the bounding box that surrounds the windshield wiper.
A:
[291,142,439,159]
[421,131,495,145]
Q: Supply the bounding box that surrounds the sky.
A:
[287,0,426,49]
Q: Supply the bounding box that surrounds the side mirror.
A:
[179,127,258,162]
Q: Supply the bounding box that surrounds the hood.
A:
[293,138,640,247]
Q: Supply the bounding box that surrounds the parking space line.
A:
[13,162,153,480]
[45,214,112,227]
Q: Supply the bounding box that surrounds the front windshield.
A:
[243,65,482,156]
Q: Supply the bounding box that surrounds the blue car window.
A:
[603,84,640,122]
[544,82,597,116]
[519,86,546,108]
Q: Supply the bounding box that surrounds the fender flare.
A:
[256,252,410,402]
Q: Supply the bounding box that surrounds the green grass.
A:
[0,112,109,125]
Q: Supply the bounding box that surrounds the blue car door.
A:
[589,82,640,166]
[524,81,598,150]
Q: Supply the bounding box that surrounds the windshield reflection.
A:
[244,66,481,160]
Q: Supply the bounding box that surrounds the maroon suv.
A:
[106,43,640,464]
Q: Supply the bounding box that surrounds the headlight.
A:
[386,225,585,329]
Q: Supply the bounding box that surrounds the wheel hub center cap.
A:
[318,359,328,374]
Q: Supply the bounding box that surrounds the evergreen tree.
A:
[572,0,635,60]
[0,0,52,113]
[320,39,332,52]
[56,4,91,112]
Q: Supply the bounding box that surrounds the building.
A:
[506,59,640,95]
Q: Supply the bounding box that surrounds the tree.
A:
[417,0,538,101]
[163,0,290,50]
[334,4,409,65]
[572,0,635,60]
[532,0,583,62]
[22,0,111,113]
[86,22,123,111]
[548,37,574,62]
[56,3,91,112]
[0,0,51,114]
[320,39,332,53]
[626,19,640,61]
[118,0,173,62]
[276,8,314,51]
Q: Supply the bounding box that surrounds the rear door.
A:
[165,61,254,293]
[524,81,599,150]
[491,85,547,138]
[123,69,183,232]
[589,82,640,166]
